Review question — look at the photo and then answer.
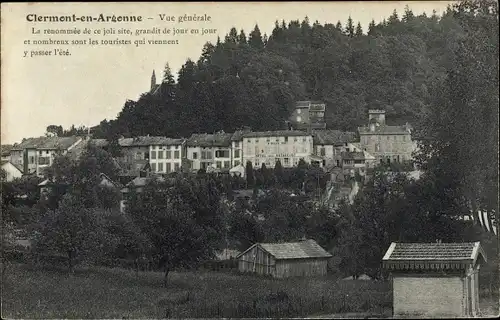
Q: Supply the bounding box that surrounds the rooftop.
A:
[242,130,311,138]
[1,144,13,156]
[383,242,487,271]
[11,136,82,151]
[358,124,412,135]
[119,136,185,147]
[313,130,357,145]
[237,239,332,260]
[186,132,233,147]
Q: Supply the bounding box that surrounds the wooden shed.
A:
[383,242,487,318]
[236,239,332,278]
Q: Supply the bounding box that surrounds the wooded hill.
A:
[91,4,485,139]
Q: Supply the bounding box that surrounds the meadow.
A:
[3,263,392,319]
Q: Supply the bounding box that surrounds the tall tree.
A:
[355,22,363,36]
[248,24,264,49]
[345,16,355,37]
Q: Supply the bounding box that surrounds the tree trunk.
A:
[164,267,169,287]
[67,251,74,274]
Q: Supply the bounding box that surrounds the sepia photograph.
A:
[1,1,499,318]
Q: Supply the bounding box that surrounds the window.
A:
[224,161,230,168]
[216,150,230,158]
[255,159,260,167]
[166,163,171,173]
[247,139,251,143]
[151,163,157,172]
[387,136,390,140]
[38,157,50,165]
[234,142,240,148]
[346,148,350,152]
[285,137,288,142]
[174,163,180,171]
[256,139,259,143]
[158,151,164,159]
[29,156,35,164]
[266,138,270,143]
[294,137,298,142]
[158,163,164,172]
[167,146,171,150]
[216,161,222,169]
[174,151,180,159]
[193,152,198,159]
[234,160,240,166]
[303,137,306,142]
[234,150,240,158]
[166,151,172,159]
[320,148,326,156]
[284,158,290,166]
[39,151,42,156]
[144,152,149,160]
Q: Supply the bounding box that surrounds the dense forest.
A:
[86,3,492,139]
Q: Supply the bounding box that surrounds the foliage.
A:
[31,194,109,273]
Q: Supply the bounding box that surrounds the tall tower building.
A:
[150,70,157,91]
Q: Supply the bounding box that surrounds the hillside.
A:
[90,5,483,139]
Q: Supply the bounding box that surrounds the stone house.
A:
[358,110,416,164]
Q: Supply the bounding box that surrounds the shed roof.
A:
[1,144,13,156]
[237,239,332,260]
[382,242,487,271]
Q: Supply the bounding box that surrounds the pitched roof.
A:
[383,242,487,271]
[313,130,357,145]
[119,136,185,147]
[237,239,332,260]
[186,133,233,147]
[358,124,412,135]
[11,136,82,150]
[89,139,109,148]
[242,130,311,138]
[1,144,13,156]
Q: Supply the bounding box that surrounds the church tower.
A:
[150,70,157,91]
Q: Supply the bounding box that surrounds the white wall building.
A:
[241,131,314,168]
[186,132,233,171]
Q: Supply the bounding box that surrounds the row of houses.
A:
[1,110,416,182]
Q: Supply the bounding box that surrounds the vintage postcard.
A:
[1,1,498,319]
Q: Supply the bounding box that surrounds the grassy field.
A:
[3,264,391,319]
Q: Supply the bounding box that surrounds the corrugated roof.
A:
[342,151,366,160]
[242,239,332,260]
[313,130,357,145]
[186,133,233,147]
[242,131,311,138]
[119,136,184,147]
[11,136,82,150]
[358,124,411,135]
[382,242,487,271]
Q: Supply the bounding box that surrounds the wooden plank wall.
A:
[275,258,328,278]
[238,245,276,276]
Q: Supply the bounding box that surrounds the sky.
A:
[1,1,456,144]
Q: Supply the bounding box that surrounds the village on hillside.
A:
[1,1,499,319]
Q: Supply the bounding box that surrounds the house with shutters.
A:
[383,242,487,318]
[9,136,83,176]
[186,132,233,172]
